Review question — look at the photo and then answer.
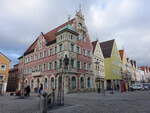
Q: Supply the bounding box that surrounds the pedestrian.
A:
[26,85,31,96]
[39,84,43,95]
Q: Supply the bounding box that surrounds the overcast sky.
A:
[0,0,150,67]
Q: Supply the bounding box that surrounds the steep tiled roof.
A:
[119,50,124,61]
[100,39,114,58]
[23,18,75,56]
[91,40,98,53]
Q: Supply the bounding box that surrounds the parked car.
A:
[142,83,149,90]
[129,84,143,91]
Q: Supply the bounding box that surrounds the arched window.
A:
[51,77,54,89]
[87,77,91,88]
[71,77,76,89]
[80,77,84,88]
[44,78,48,89]
[31,80,34,89]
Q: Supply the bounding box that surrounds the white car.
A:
[130,84,143,90]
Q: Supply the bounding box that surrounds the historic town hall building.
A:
[18,10,93,93]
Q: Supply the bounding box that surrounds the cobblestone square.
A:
[1,91,150,113]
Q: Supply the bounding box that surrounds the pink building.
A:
[18,10,93,93]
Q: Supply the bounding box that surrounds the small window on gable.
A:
[1,65,6,71]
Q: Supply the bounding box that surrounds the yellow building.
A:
[100,39,122,90]
[0,52,11,94]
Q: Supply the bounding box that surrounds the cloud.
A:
[0,0,150,67]
[86,0,150,66]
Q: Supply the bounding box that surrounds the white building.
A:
[91,40,105,91]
